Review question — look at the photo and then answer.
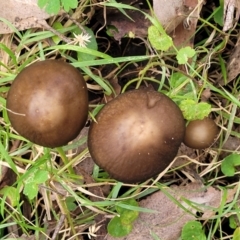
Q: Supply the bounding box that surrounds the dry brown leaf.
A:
[102,10,150,42]
[171,0,204,48]
[223,0,240,32]
[218,33,240,85]
[0,166,16,189]
[106,182,236,240]
[0,0,53,34]
[99,0,199,45]
[153,0,193,34]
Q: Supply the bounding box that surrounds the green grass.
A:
[0,0,240,239]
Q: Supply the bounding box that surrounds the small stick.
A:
[51,214,66,240]
[37,19,71,43]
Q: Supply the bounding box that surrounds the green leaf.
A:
[115,199,139,224]
[0,186,19,207]
[66,197,77,211]
[221,153,240,177]
[72,27,98,61]
[61,0,78,12]
[47,0,61,14]
[37,0,60,15]
[179,99,211,121]
[148,25,173,51]
[119,207,139,224]
[23,183,38,200]
[229,215,238,229]
[233,227,240,240]
[52,22,63,44]
[23,169,49,200]
[107,217,133,237]
[107,199,139,237]
[37,0,48,8]
[34,170,48,184]
[116,198,138,214]
[169,72,193,97]
[213,6,224,26]
[176,47,196,64]
[181,221,206,240]
[106,25,119,37]
[213,0,224,26]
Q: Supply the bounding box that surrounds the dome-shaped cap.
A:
[88,89,185,183]
[7,60,89,148]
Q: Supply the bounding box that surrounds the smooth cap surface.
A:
[184,117,219,149]
[7,60,88,147]
[88,89,185,183]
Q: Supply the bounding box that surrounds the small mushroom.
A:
[7,60,88,148]
[88,89,185,183]
[183,117,219,149]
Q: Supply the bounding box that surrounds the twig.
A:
[51,214,66,240]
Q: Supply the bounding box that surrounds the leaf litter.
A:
[107,182,237,240]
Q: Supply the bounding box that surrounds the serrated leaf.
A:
[148,25,173,51]
[23,169,48,199]
[61,0,78,12]
[181,221,206,240]
[120,210,139,224]
[107,198,139,237]
[176,47,196,64]
[38,0,60,15]
[34,170,48,184]
[107,217,132,237]
[47,0,61,14]
[23,183,38,200]
[115,199,139,224]
[179,99,211,121]
[38,0,48,8]
[221,153,240,177]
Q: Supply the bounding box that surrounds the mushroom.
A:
[88,89,185,183]
[7,60,88,148]
[183,117,219,149]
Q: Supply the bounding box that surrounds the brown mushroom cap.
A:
[183,117,219,149]
[88,89,185,183]
[7,60,88,148]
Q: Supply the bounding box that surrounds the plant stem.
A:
[56,147,74,174]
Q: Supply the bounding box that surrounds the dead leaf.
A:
[153,0,193,34]
[218,38,240,84]
[218,33,240,85]
[0,166,17,189]
[220,136,240,159]
[106,182,236,240]
[100,9,150,43]
[98,0,199,45]
[223,0,240,32]
[0,0,53,34]
[171,0,204,48]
